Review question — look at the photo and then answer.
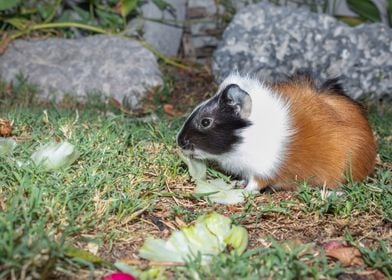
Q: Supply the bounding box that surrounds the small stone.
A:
[126,0,186,57]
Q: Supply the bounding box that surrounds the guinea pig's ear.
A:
[219,84,252,119]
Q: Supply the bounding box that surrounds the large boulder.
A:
[0,35,162,109]
[212,2,392,99]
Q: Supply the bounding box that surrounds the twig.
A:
[120,204,151,226]
[140,40,193,71]
[166,183,180,206]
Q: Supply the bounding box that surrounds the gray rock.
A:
[0,35,162,109]
[184,0,225,61]
[213,2,392,99]
[192,36,220,49]
[188,0,218,14]
[127,0,186,57]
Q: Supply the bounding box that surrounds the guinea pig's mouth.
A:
[181,148,210,160]
[180,148,196,158]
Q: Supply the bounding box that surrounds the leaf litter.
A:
[179,152,247,204]
[138,212,248,264]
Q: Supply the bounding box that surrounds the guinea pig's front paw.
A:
[235,179,248,188]
[244,177,260,194]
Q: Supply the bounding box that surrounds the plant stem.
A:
[140,41,193,71]
[29,22,111,34]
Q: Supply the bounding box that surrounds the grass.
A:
[176,241,344,279]
[0,73,391,279]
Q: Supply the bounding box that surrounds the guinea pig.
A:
[176,73,377,192]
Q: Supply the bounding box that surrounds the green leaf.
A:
[31,141,80,171]
[65,246,104,264]
[96,8,123,28]
[152,0,170,11]
[335,16,366,27]
[120,0,138,18]
[224,225,249,255]
[139,232,190,263]
[388,0,392,26]
[72,5,91,22]
[5,17,30,30]
[347,0,381,23]
[114,262,141,276]
[0,138,17,157]
[195,179,246,205]
[179,153,246,205]
[37,2,56,20]
[0,0,21,11]
[178,152,207,181]
[139,212,249,264]
[55,10,78,23]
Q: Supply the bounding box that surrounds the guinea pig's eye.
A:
[200,118,213,128]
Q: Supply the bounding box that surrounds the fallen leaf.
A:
[0,137,17,156]
[114,262,140,276]
[31,141,80,171]
[196,179,246,204]
[226,205,244,213]
[281,238,315,258]
[325,246,364,266]
[163,104,175,116]
[323,240,344,251]
[114,262,165,280]
[65,246,104,264]
[224,225,249,254]
[139,212,248,264]
[0,119,12,136]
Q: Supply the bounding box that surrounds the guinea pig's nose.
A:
[178,136,191,150]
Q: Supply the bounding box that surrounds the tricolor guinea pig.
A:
[176,73,377,192]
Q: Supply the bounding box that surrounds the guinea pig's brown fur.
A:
[255,76,377,190]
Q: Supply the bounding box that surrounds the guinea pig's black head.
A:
[176,84,252,158]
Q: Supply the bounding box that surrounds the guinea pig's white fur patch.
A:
[212,74,294,180]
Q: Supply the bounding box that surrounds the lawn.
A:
[0,67,391,279]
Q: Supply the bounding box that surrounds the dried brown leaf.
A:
[325,246,364,266]
[0,119,12,137]
[324,240,345,251]
[163,104,175,116]
[0,34,12,55]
